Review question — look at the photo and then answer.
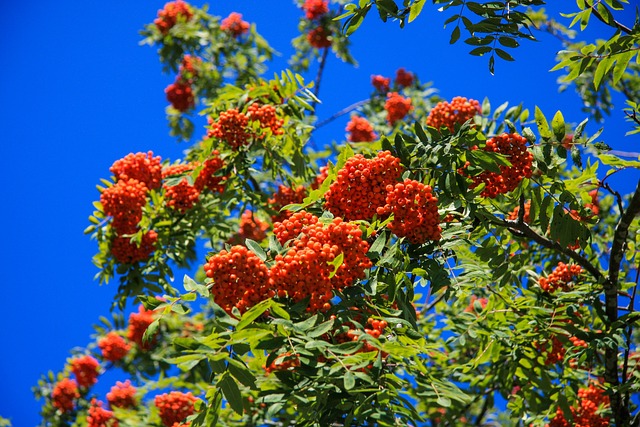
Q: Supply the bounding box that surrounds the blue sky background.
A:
[0,2,637,425]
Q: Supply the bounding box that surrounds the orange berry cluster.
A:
[127,305,156,349]
[426,96,481,132]
[111,231,158,264]
[52,378,79,412]
[311,165,329,190]
[307,27,332,49]
[270,216,372,312]
[247,103,284,138]
[384,92,413,125]
[462,133,533,198]
[372,75,390,92]
[346,116,376,142]
[195,151,226,193]
[154,0,193,34]
[264,352,301,374]
[101,179,149,234]
[208,109,251,149]
[377,179,442,244]
[540,336,566,365]
[539,262,583,293]
[97,332,131,362]
[324,151,403,221]
[87,399,118,427]
[162,163,201,213]
[507,200,531,224]
[227,210,270,245]
[273,211,318,245]
[548,384,610,427]
[204,245,273,314]
[107,380,137,409]
[110,151,162,190]
[268,185,308,223]
[165,80,194,112]
[395,68,414,88]
[220,12,250,37]
[70,355,100,388]
[303,0,329,20]
[165,55,201,112]
[155,391,198,427]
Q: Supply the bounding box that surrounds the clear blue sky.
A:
[0,2,635,425]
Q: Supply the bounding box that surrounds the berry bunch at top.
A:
[539,262,583,293]
[270,215,372,312]
[377,179,442,244]
[324,151,403,221]
[154,0,193,34]
[220,12,250,37]
[427,96,481,132]
[461,132,533,198]
[303,0,329,20]
[302,0,332,49]
[110,151,162,190]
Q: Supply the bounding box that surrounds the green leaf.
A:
[307,319,335,337]
[593,56,614,90]
[245,239,266,261]
[227,358,257,389]
[219,372,244,415]
[495,48,514,61]
[236,299,272,330]
[409,0,426,22]
[551,110,565,141]
[328,252,344,279]
[344,371,356,390]
[534,106,553,140]
[450,26,461,44]
[469,46,492,56]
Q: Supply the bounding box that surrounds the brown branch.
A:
[498,218,604,282]
[588,1,632,34]
[603,179,640,426]
[315,98,370,129]
[311,46,330,111]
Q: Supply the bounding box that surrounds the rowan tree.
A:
[33,1,640,426]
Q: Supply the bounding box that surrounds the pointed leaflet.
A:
[534,106,553,140]
[219,372,244,415]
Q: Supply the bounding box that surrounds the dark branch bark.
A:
[311,47,330,111]
[603,179,640,426]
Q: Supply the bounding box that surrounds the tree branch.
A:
[312,47,330,110]
[498,218,604,282]
[588,2,632,34]
[602,179,640,426]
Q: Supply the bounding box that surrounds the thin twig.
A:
[312,47,330,111]
[315,98,370,129]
